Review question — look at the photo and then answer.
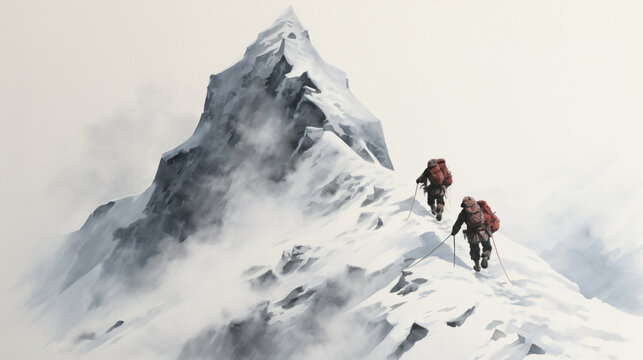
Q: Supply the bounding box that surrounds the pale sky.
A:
[1,0,643,344]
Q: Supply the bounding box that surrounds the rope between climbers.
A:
[405,234,452,269]
[491,235,513,285]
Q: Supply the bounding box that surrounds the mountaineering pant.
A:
[466,229,492,261]
[426,184,446,213]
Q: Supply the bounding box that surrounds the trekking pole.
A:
[491,235,513,285]
[453,236,456,267]
[406,183,420,221]
[405,234,452,269]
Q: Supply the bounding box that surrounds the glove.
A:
[415,177,422,184]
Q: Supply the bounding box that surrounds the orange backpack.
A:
[477,200,500,233]
[436,158,453,187]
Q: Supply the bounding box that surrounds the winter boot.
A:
[429,204,437,215]
[481,251,491,269]
[436,212,442,221]
[473,259,481,272]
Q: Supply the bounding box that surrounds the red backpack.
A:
[477,200,500,233]
[464,201,485,229]
[436,158,453,187]
[427,164,445,185]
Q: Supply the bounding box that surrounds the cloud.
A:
[0,83,197,359]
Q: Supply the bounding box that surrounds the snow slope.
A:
[33,7,641,360]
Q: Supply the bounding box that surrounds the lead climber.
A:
[450,196,500,272]
[415,159,453,221]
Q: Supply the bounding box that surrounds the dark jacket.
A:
[416,167,432,186]
[451,210,467,236]
[451,209,490,242]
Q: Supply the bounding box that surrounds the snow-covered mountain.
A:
[34,8,641,360]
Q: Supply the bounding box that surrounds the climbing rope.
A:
[491,235,513,285]
[405,234,453,269]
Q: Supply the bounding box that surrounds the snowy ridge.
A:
[34,8,641,360]
[177,133,640,360]
[41,131,640,359]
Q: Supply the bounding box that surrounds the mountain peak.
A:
[208,9,394,171]
[275,6,302,27]
[54,5,395,296]
[244,7,309,61]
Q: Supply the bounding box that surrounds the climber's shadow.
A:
[393,197,431,218]
[403,232,469,269]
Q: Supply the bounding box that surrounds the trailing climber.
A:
[415,159,453,221]
[450,196,500,272]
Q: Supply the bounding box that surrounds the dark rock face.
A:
[106,320,124,333]
[390,271,411,293]
[346,265,366,277]
[374,217,384,230]
[275,286,316,309]
[389,323,429,359]
[390,271,425,296]
[361,187,385,207]
[491,329,506,340]
[277,245,312,275]
[178,304,275,360]
[512,334,527,345]
[446,306,476,327]
[75,332,96,343]
[527,343,546,355]
[179,266,396,360]
[104,80,297,278]
[250,270,279,289]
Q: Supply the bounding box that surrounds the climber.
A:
[450,196,500,272]
[415,158,453,221]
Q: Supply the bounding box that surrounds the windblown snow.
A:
[31,7,641,360]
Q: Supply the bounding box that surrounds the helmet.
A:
[427,159,437,167]
[461,196,476,208]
